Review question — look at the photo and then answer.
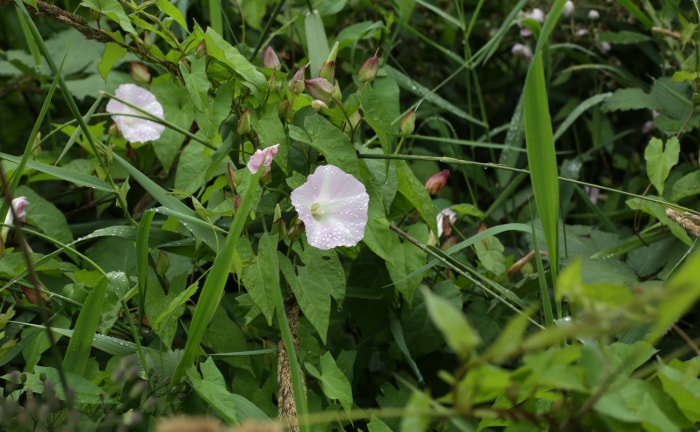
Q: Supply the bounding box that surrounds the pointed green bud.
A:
[304,77,335,102]
[237,108,251,135]
[288,65,306,94]
[400,110,416,137]
[326,41,339,64]
[319,61,336,82]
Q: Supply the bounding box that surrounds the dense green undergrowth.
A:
[2,0,700,431]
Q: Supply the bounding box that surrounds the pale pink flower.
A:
[106,84,165,143]
[518,8,545,37]
[247,144,280,174]
[437,208,457,238]
[291,165,369,250]
[588,9,600,20]
[512,43,533,61]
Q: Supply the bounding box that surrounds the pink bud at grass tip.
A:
[437,208,457,238]
[263,46,281,70]
[425,169,450,195]
[247,144,280,174]
[130,62,151,83]
[400,110,416,137]
[358,55,379,83]
[288,65,307,94]
[291,165,369,250]
[106,84,165,143]
[304,77,336,103]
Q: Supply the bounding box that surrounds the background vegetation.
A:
[2,0,700,430]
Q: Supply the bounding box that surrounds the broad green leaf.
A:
[386,223,429,304]
[455,364,511,406]
[358,82,396,155]
[155,0,188,30]
[204,28,266,92]
[670,170,700,201]
[368,416,393,432]
[17,185,73,245]
[603,88,656,112]
[524,345,586,391]
[186,358,239,424]
[98,271,130,334]
[150,78,194,171]
[180,56,209,113]
[80,0,136,35]
[174,143,207,194]
[304,113,360,177]
[400,390,432,432]
[420,286,480,360]
[26,366,114,404]
[362,187,398,266]
[241,233,279,325]
[279,253,331,343]
[473,235,506,276]
[98,42,126,80]
[658,359,700,422]
[305,352,352,412]
[645,136,679,195]
[304,10,329,77]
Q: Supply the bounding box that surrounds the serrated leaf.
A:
[80,0,136,35]
[240,234,279,325]
[645,136,679,195]
[603,88,656,112]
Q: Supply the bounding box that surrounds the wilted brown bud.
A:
[425,169,450,195]
[263,46,281,69]
[130,62,151,83]
[400,110,416,137]
[358,55,379,83]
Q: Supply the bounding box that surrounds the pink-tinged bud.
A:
[233,195,242,213]
[3,196,29,228]
[288,65,306,94]
[304,77,335,102]
[425,169,450,195]
[311,99,328,112]
[263,46,281,70]
[358,55,379,83]
[399,110,416,137]
[237,108,251,135]
[325,41,339,64]
[130,62,151,83]
[278,98,291,121]
[319,61,336,82]
[226,163,239,191]
[247,143,280,174]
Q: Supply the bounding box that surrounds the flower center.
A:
[310,202,325,221]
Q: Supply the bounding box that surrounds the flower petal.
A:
[106,84,165,143]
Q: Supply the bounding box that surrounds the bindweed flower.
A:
[358,55,379,83]
[247,144,280,174]
[291,165,369,250]
[106,84,165,143]
[425,169,450,195]
[437,207,457,238]
[512,43,533,61]
[263,46,281,70]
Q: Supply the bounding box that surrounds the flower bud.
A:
[319,61,336,82]
[425,169,450,195]
[237,108,251,135]
[326,41,339,64]
[130,62,151,83]
[399,110,416,137]
[278,98,292,121]
[227,163,240,191]
[358,55,379,83]
[311,99,328,112]
[304,77,335,102]
[288,65,306,94]
[196,40,207,58]
[262,46,281,70]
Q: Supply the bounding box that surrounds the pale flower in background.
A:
[562,1,575,17]
[518,8,545,37]
[247,144,280,174]
[588,9,600,20]
[291,165,369,250]
[512,43,533,61]
[437,207,457,238]
[106,84,165,143]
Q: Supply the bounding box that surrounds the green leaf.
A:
[400,390,432,432]
[603,88,656,112]
[98,42,126,80]
[305,352,353,412]
[303,113,361,177]
[626,197,692,246]
[80,0,136,35]
[155,0,188,30]
[98,271,130,334]
[279,253,331,343]
[397,161,438,234]
[358,82,397,155]
[241,233,279,325]
[186,358,239,424]
[62,276,107,375]
[368,416,394,432]
[599,30,651,44]
[657,359,700,422]
[474,235,506,276]
[420,286,480,360]
[17,185,73,245]
[670,170,700,201]
[304,9,329,77]
[174,143,207,194]
[25,366,114,404]
[386,223,428,304]
[203,28,266,92]
[645,136,680,195]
